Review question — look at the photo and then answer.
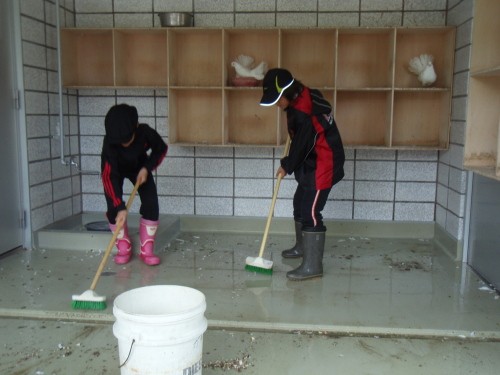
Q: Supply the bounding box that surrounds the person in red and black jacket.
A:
[101,104,167,266]
[260,68,345,281]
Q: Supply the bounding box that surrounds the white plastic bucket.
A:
[113,285,207,375]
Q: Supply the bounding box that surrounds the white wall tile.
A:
[323,200,353,220]
[356,161,396,180]
[235,159,273,178]
[196,177,233,197]
[75,0,112,13]
[157,176,195,196]
[195,0,234,12]
[53,178,73,201]
[155,0,193,12]
[21,17,45,45]
[114,0,153,12]
[355,181,395,201]
[31,205,54,231]
[234,198,270,216]
[332,179,354,200]
[29,161,52,185]
[27,139,50,162]
[394,203,434,221]
[194,13,234,27]
[30,183,53,209]
[446,0,473,26]
[403,11,445,26]
[405,0,446,10]
[318,13,359,27]
[360,12,402,26]
[235,14,276,27]
[277,13,317,27]
[354,201,393,220]
[53,199,74,222]
[235,178,273,198]
[196,158,233,178]
[159,196,194,215]
[196,197,233,216]
[319,0,359,11]
[361,0,402,11]
[114,14,154,28]
[82,174,103,193]
[158,157,194,177]
[278,0,317,11]
[235,1,275,12]
[396,162,437,182]
[395,182,436,202]
[76,14,114,27]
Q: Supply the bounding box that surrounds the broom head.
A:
[245,256,273,275]
[71,289,107,310]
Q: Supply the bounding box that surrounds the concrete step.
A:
[34,212,180,252]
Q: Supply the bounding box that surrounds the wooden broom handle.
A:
[90,180,141,291]
[258,136,291,258]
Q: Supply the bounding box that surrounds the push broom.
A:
[72,180,140,310]
[245,136,290,274]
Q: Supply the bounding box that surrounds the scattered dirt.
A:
[390,260,425,271]
[203,353,252,371]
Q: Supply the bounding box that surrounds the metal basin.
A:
[158,12,193,27]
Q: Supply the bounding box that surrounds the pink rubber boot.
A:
[109,222,132,265]
[139,218,161,266]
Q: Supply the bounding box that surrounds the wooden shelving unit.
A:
[464,0,500,180]
[60,26,455,149]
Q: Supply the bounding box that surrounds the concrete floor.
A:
[0,215,499,374]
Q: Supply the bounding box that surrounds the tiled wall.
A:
[20,0,471,244]
[21,0,81,232]
[437,0,472,243]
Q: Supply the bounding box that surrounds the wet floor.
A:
[1,226,499,374]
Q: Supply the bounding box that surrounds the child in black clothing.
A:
[260,68,345,280]
[101,104,167,266]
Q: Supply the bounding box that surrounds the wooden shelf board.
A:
[471,66,500,77]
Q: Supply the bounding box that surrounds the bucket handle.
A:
[119,338,136,368]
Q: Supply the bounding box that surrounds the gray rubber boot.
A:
[281,221,303,258]
[286,231,325,281]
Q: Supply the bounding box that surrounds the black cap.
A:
[260,68,294,106]
[104,104,138,144]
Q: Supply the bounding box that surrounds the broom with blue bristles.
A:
[245,136,290,275]
[72,180,140,310]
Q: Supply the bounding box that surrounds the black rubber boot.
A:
[281,221,303,258]
[286,231,325,281]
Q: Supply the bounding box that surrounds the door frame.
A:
[7,0,31,249]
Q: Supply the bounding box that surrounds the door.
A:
[468,173,500,290]
[0,0,24,254]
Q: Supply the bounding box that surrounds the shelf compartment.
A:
[280,29,336,88]
[464,76,500,171]
[168,89,223,145]
[60,29,114,87]
[336,29,394,89]
[168,29,223,87]
[224,89,280,145]
[114,29,168,87]
[395,28,455,89]
[392,91,450,148]
[470,0,500,75]
[224,29,279,86]
[335,90,391,147]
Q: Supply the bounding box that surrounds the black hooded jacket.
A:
[101,123,167,212]
[281,87,345,190]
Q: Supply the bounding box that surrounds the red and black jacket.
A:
[281,87,345,190]
[101,123,167,212]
